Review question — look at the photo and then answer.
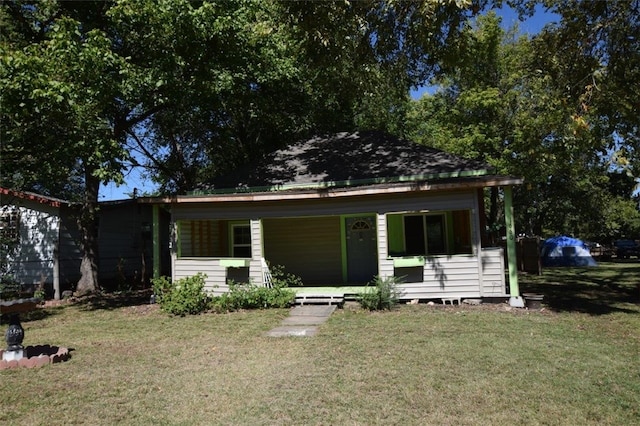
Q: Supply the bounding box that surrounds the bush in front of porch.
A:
[358,276,401,311]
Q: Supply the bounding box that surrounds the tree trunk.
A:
[75,172,100,296]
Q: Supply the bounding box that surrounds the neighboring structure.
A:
[0,187,81,299]
[141,131,524,305]
[0,188,170,298]
[96,199,171,290]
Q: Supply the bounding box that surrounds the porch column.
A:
[152,204,160,279]
[376,213,394,280]
[249,219,264,285]
[504,186,524,307]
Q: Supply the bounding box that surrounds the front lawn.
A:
[1,263,639,425]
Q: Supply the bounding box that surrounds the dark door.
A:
[346,216,378,284]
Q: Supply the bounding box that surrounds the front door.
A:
[346,216,378,284]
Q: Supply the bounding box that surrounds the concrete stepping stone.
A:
[265,305,337,337]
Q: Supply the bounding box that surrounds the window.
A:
[404,214,446,255]
[232,224,251,258]
[176,219,251,258]
[178,220,217,257]
[387,210,472,256]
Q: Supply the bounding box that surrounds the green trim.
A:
[387,214,404,255]
[340,216,348,283]
[391,256,425,267]
[504,186,520,297]
[188,170,491,195]
[294,286,369,295]
[152,205,160,279]
[228,220,250,257]
[219,258,251,268]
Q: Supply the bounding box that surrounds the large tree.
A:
[1,0,484,293]
[132,0,490,194]
[406,10,640,241]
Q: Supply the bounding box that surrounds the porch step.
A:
[294,294,345,306]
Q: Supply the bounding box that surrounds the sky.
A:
[99,4,558,201]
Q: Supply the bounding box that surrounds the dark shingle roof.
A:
[200,131,490,192]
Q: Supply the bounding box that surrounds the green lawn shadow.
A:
[519,262,640,315]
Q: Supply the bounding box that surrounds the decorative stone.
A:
[5,315,25,349]
[0,345,71,369]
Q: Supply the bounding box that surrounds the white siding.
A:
[377,213,394,278]
[174,258,228,295]
[173,219,265,294]
[4,204,59,287]
[480,248,506,296]
[396,255,482,300]
[249,219,263,284]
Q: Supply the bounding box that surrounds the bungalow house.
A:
[141,131,525,306]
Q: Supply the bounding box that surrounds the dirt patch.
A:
[122,303,161,316]
[41,289,154,312]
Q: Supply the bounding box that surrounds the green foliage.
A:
[151,273,210,316]
[0,275,21,300]
[210,263,300,312]
[151,275,173,303]
[268,263,304,289]
[406,10,640,241]
[33,287,46,303]
[211,281,296,313]
[358,276,400,311]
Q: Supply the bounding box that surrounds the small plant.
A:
[358,275,401,311]
[33,284,46,303]
[268,264,303,289]
[151,273,210,316]
[151,275,173,304]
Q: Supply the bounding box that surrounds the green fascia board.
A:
[189,170,491,195]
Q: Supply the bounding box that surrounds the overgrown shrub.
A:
[358,275,400,311]
[151,273,210,316]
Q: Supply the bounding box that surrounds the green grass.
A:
[1,263,639,425]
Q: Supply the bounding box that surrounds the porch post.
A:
[152,204,160,279]
[504,186,524,307]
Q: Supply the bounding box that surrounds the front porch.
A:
[165,182,522,305]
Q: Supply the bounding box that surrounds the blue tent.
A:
[541,236,597,267]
